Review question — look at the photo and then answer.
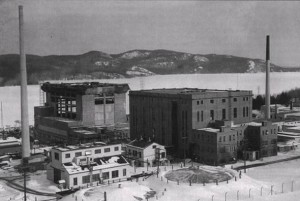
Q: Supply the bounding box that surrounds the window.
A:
[222,109,226,119]
[152,145,156,149]
[102,172,109,180]
[233,135,235,141]
[65,153,70,158]
[82,175,90,184]
[223,136,226,141]
[197,101,200,105]
[229,135,231,141]
[246,107,249,117]
[233,108,237,118]
[95,149,101,154]
[201,100,203,104]
[243,107,245,117]
[114,146,119,151]
[112,170,119,178]
[92,174,100,182]
[219,137,222,142]
[201,111,204,122]
[54,152,59,160]
[138,152,142,158]
[73,177,78,186]
[161,152,166,158]
[222,99,226,103]
[123,169,127,176]
[210,100,214,104]
[75,152,82,157]
[104,148,110,153]
[210,110,214,120]
[233,98,237,102]
[197,111,200,122]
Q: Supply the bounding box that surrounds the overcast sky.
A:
[1,0,300,66]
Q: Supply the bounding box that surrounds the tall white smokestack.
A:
[265,35,270,120]
[19,5,30,161]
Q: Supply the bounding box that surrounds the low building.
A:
[47,142,131,189]
[125,140,167,167]
[0,137,22,156]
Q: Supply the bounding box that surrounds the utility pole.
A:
[156,148,160,177]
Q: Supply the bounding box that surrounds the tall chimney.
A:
[19,5,30,161]
[265,35,270,119]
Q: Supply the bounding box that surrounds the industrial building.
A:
[47,142,131,188]
[129,88,252,157]
[191,120,248,165]
[34,82,130,145]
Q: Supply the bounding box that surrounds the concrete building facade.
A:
[129,88,252,157]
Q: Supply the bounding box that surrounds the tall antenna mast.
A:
[265,35,271,120]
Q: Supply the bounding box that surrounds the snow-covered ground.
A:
[59,158,300,201]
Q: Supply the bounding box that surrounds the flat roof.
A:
[52,142,118,152]
[132,88,251,95]
[64,155,129,175]
[41,82,130,94]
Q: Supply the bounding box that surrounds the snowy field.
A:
[1,72,300,126]
[58,158,300,201]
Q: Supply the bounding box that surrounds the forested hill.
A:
[1,49,300,86]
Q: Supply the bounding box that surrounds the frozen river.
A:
[0,72,300,126]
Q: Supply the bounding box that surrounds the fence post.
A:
[292,180,294,192]
[282,182,284,193]
[225,192,228,201]
[216,180,218,185]
[237,190,239,200]
[249,188,251,198]
[104,191,107,201]
[177,179,179,185]
[211,195,214,201]
[271,185,273,195]
[261,186,263,196]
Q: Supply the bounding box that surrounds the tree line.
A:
[252,88,300,110]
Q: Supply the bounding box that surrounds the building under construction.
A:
[34,82,130,145]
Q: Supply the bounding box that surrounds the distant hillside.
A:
[0,49,300,86]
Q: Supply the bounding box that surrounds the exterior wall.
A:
[82,95,95,126]
[130,93,192,156]
[125,143,166,167]
[114,93,127,123]
[50,144,122,165]
[246,122,278,158]
[0,145,22,156]
[67,165,130,188]
[191,130,218,165]
[191,91,252,129]
[191,125,247,165]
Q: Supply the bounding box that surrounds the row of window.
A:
[196,97,249,105]
[196,107,249,122]
[219,134,236,142]
[262,129,277,135]
[77,169,127,185]
[54,146,120,161]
